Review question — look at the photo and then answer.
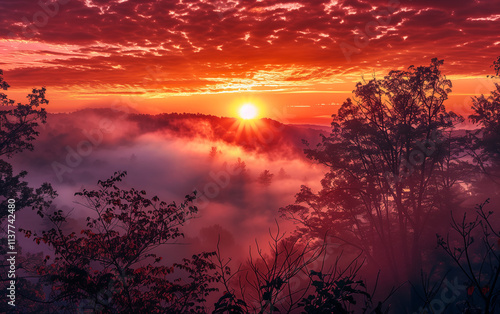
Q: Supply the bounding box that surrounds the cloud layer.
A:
[1,0,499,96]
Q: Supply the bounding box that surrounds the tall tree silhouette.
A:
[0,69,55,218]
[0,69,56,312]
[468,56,500,184]
[281,59,465,291]
[258,170,274,187]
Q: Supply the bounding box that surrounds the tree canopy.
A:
[0,69,55,218]
[281,59,467,289]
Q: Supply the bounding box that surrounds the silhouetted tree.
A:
[468,57,500,184]
[0,69,56,312]
[212,223,387,313]
[258,170,273,187]
[492,56,500,77]
[437,200,500,313]
[209,146,220,158]
[233,158,247,173]
[277,168,290,180]
[0,69,55,218]
[22,171,219,313]
[213,222,325,313]
[212,237,249,314]
[281,59,466,301]
[299,269,373,314]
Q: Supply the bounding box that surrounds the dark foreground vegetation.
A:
[1,58,500,313]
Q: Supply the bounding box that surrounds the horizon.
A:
[2,0,499,123]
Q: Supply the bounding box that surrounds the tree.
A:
[299,268,377,314]
[281,59,465,298]
[209,146,220,158]
[211,223,386,313]
[0,69,56,312]
[22,171,218,313]
[468,56,500,184]
[243,224,322,313]
[212,222,325,313]
[0,69,55,218]
[437,200,500,314]
[0,70,48,157]
[492,56,500,77]
[277,168,290,180]
[258,170,274,187]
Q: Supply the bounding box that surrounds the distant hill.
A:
[43,108,330,159]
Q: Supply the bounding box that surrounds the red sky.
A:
[1,0,499,124]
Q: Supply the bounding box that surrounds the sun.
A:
[239,104,258,120]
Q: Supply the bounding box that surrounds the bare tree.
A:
[437,199,500,313]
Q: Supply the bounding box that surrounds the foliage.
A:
[0,69,55,313]
[244,224,325,313]
[0,160,56,218]
[212,238,249,314]
[211,227,388,314]
[213,292,249,314]
[258,170,274,187]
[492,56,500,77]
[22,171,219,313]
[300,270,370,314]
[436,200,500,314]
[0,69,48,157]
[281,59,466,289]
[0,69,55,218]
[299,249,389,314]
[211,222,326,313]
[468,58,500,182]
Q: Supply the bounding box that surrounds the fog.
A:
[11,108,326,264]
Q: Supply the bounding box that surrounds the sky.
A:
[1,0,500,123]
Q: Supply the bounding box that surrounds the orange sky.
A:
[1,0,499,124]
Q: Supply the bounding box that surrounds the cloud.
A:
[1,0,498,94]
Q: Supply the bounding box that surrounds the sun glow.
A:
[239,104,258,120]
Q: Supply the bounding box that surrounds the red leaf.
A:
[482,285,490,295]
[467,286,474,296]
